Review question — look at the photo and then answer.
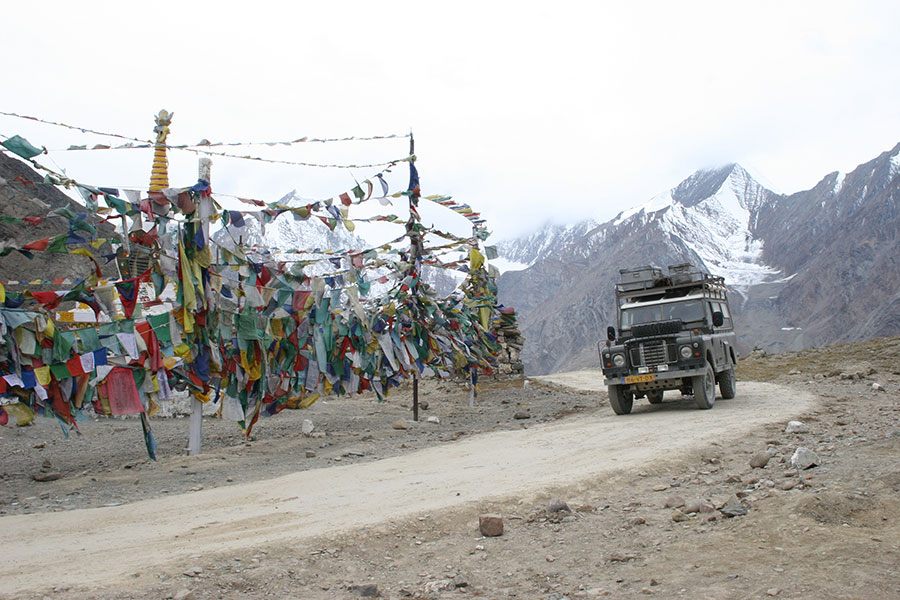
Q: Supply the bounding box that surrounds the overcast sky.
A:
[4,1,900,244]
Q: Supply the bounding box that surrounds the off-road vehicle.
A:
[599,264,737,414]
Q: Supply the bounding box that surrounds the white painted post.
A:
[188,157,213,456]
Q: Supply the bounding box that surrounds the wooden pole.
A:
[188,157,213,456]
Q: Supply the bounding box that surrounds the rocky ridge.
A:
[497,143,900,375]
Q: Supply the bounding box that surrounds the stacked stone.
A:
[492,308,525,378]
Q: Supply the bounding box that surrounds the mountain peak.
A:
[671,163,769,215]
[672,163,740,206]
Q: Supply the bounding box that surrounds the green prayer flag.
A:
[1,135,44,159]
[54,206,78,221]
[76,327,101,352]
[50,363,72,380]
[148,313,171,344]
[52,330,76,363]
[104,194,128,215]
[132,368,145,390]
[46,235,69,253]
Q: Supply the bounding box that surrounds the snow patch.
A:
[612,191,673,226]
[491,256,531,274]
[890,150,900,177]
[832,172,845,195]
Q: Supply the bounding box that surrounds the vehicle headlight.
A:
[680,345,693,359]
[613,354,626,367]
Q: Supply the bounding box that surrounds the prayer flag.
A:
[1,135,44,159]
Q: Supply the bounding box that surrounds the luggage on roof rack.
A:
[668,263,704,285]
[617,266,664,291]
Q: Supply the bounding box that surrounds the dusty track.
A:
[2,380,814,594]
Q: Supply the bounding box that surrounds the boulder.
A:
[547,498,570,513]
[479,514,503,537]
[791,447,819,470]
[785,421,809,434]
[749,451,771,469]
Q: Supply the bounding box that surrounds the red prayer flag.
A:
[65,356,87,377]
[23,238,50,251]
[103,367,144,415]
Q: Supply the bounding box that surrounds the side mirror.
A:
[712,311,724,327]
[607,326,616,342]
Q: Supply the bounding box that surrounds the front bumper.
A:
[603,367,704,388]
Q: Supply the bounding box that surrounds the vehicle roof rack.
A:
[616,264,727,302]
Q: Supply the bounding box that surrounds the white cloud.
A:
[3,0,900,242]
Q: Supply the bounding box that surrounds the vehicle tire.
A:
[718,366,737,399]
[607,385,634,415]
[692,362,716,410]
[646,390,663,404]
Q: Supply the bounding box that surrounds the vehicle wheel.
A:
[646,390,663,404]
[692,362,716,410]
[607,385,634,415]
[718,366,737,399]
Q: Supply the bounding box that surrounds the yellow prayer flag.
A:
[299,393,319,408]
[34,366,51,386]
[469,248,485,271]
[178,240,197,311]
[191,390,211,403]
[4,402,34,426]
[70,247,95,260]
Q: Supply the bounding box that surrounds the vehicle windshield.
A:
[620,299,705,329]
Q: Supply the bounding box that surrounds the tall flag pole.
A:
[406,131,423,421]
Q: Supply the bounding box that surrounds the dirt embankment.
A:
[1,336,899,600]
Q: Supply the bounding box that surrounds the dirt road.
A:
[2,380,814,595]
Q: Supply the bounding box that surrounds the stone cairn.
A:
[492,306,525,378]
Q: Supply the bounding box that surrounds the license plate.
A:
[623,374,656,384]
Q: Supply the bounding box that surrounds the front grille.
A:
[640,340,667,366]
[628,339,676,367]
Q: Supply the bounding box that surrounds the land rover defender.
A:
[599,264,738,414]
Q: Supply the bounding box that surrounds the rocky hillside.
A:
[0,152,117,285]
[498,143,900,375]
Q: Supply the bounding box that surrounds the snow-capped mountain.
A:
[495,219,602,267]
[211,190,464,297]
[213,190,368,257]
[498,144,900,375]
